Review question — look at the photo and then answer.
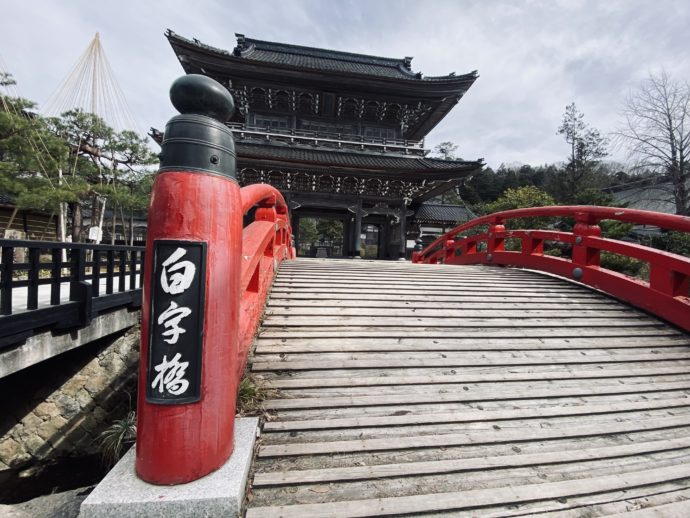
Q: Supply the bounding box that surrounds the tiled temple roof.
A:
[233,34,473,82]
[414,202,476,224]
[166,31,477,84]
[236,141,482,178]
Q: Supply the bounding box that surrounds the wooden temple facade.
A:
[166,30,483,259]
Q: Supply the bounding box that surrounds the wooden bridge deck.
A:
[245,258,690,517]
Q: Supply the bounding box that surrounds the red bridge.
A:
[239,205,690,517]
[129,75,690,517]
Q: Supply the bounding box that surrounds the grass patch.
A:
[237,375,272,416]
[99,410,136,467]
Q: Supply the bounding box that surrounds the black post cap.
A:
[169,74,235,122]
[159,75,236,178]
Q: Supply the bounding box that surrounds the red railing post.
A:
[523,232,544,257]
[487,217,505,262]
[571,212,601,279]
[444,238,456,262]
[136,75,242,485]
[650,266,690,297]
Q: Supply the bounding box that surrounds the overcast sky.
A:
[1,0,688,169]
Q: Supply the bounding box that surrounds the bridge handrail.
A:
[237,183,295,375]
[412,205,690,333]
[0,239,144,349]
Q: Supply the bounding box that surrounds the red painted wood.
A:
[136,171,242,484]
[136,177,294,485]
[414,205,690,334]
[237,184,293,376]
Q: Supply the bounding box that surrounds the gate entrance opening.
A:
[361,223,380,259]
[297,217,345,258]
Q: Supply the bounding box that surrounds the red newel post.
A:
[136,75,242,484]
[572,212,601,280]
[487,217,505,261]
[444,238,456,262]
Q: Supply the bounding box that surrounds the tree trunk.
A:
[69,202,82,242]
[129,209,135,246]
[91,192,99,232]
[119,206,129,245]
[3,207,18,236]
[110,206,116,245]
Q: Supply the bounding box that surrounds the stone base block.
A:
[79,417,259,518]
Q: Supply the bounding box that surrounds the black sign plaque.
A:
[146,240,207,404]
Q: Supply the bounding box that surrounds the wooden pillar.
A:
[399,202,407,260]
[353,200,363,258]
[290,212,299,256]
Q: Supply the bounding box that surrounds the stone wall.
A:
[0,323,140,472]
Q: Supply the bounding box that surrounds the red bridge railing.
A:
[238,184,295,374]
[413,205,690,333]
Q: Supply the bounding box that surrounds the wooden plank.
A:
[462,484,690,517]
[280,265,513,273]
[264,308,641,318]
[275,378,690,400]
[252,430,690,485]
[270,282,589,290]
[250,450,690,508]
[269,286,590,294]
[257,327,675,338]
[260,380,690,409]
[257,415,690,457]
[267,299,624,308]
[255,363,690,385]
[277,270,535,277]
[254,336,690,353]
[261,406,690,444]
[259,366,690,390]
[275,272,566,279]
[273,280,574,288]
[245,463,690,517]
[262,396,690,432]
[253,435,690,486]
[254,347,688,363]
[252,354,690,373]
[269,391,690,422]
[261,316,656,327]
[605,499,690,517]
[259,370,690,389]
[270,292,606,301]
[273,278,586,286]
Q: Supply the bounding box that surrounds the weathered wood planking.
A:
[253,436,690,486]
[246,464,690,517]
[255,336,690,354]
[245,258,690,517]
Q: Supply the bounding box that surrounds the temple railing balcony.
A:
[227,123,426,156]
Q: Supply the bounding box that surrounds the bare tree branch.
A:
[616,71,690,215]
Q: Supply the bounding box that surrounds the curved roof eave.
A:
[167,31,477,91]
[235,142,483,180]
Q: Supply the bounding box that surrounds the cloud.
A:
[1,0,688,168]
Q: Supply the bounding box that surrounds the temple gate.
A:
[164,31,483,258]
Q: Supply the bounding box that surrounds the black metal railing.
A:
[0,239,145,349]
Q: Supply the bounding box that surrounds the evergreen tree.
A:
[555,103,608,202]
[0,75,156,242]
